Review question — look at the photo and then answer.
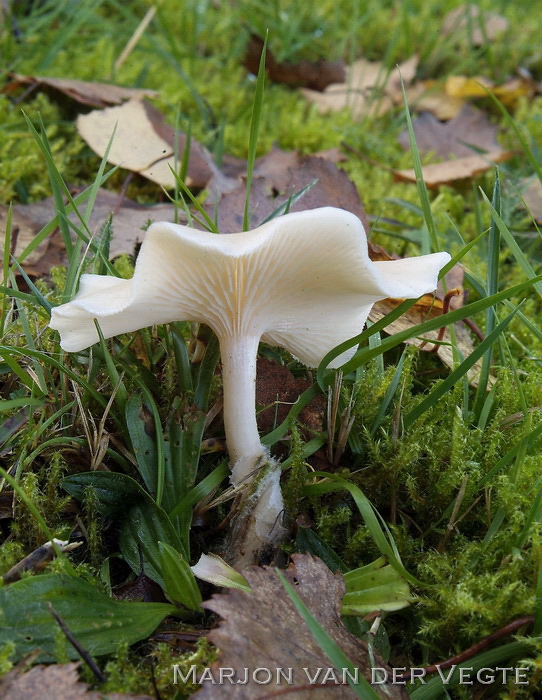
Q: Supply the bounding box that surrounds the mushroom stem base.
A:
[225,455,287,568]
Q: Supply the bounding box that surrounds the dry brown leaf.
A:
[368,263,490,386]
[398,105,501,159]
[245,34,345,90]
[369,249,494,387]
[77,100,217,189]
[0,206,48,268]
[491,77,536,107]
[3,189,180,275]
[370,296,488,387]
[394,149,513,188]
[301,55,418,119]
[205,150,369,232]
[406,80,466,120]
[195,554,408,699]
[442,4,508,46]
[5,73,158,108]
[521,177,542,223]
[0,662,153,700]
[312,147,349,163]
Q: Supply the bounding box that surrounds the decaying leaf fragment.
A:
[405,80,466,120]
[521,176,542,223]
[398,105,502,159]
[369,264,490,387]
[5,73,158,108]
[0,662,153,700]
[301,55,418,119]
[77,100,217,189]
[195,554,408,699]
[3,189,180,275]
[445,74,534,107]
[394,149,513,189]
[245,34,345,90]
[206,148,369,232]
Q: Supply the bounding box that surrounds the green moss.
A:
[95,637,218,698]
[0,94,85,203]
[282,425,310,518]
[0,643,15,676]
[0,542,26,578]
[2,0,542,689]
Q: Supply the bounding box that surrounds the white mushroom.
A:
[49,207,450,562]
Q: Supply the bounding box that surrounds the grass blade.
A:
[404,306,519,428]
[243,32,267,232]
[276,569,381,699]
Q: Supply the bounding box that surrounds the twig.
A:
[47,603,107,683]
[397,616,535,681]
[462,317,485,342]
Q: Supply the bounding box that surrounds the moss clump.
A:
[0,94,85,203]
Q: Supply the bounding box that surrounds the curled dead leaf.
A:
[405,80,466,120]
[445,75,534,108]
[5,73,158,108]
[301,55,418,120]
[368,265,491,387]
[245,34,345,90]
[394,149,513,188]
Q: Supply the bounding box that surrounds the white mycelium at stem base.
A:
[49,207,451,557]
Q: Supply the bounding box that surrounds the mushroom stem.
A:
[219,334,266,483]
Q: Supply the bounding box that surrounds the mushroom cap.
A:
[49,207,450,366]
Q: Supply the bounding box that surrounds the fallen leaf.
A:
[195,554,408,699]
[492,77,536,107]
[368,265,491,386]
[0,206,49,268]
[5,73,158,108]
[398,105,502,159]
[77,100,217,189]
[312,146,349,163]
[442,4,508,46]
[3,189,180,274]
[394,149,513,188]
[445,75,534,108]
[0,662,153,699]
[205,150,369,232]
[520,176,542,223]
[445,75,495,99]
[365,252,484,384]
[301,55,418,119]
[245,34,345,91]
[406,80,465,120]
